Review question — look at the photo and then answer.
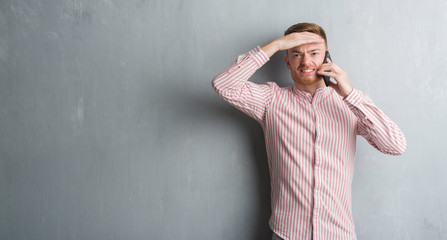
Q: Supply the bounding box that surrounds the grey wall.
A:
[1,0,446,239]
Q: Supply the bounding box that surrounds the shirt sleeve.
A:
[343,89,407,155]
[211,46,276,123]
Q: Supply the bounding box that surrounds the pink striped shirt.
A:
[212,46,406,240]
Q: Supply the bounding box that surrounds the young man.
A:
[212,23,406,240]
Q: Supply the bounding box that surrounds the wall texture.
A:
[1,0,446,239]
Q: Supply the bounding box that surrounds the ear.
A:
[284,55,291,70]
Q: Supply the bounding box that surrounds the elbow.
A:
[396,135,407,155]
[394,145,406,156]
[389,138,407,156]
[397,141,407,156]
[211,74,221,92]
[211,77,217,90]
[211,78,221,96]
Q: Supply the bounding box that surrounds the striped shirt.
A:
[212,46,406,240]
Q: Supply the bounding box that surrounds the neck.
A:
[294,80,326,97]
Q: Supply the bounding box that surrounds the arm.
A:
[343,90,407,155]
[317,56,406,155]
[261,32,325,58]
[212,33,324,122]
[211,47,273,122]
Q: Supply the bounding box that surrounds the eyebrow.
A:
[291,49,322,54]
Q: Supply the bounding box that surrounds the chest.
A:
[265,94,358,142]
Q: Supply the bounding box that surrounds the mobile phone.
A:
[322,51,332,87]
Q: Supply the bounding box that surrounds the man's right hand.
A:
[261,32,325,58]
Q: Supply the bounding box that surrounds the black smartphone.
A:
[322,51,332,87]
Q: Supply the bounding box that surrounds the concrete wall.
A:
[1,0,446,239]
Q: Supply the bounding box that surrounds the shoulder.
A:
[263,82,294,92]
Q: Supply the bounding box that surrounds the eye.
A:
[294,54,302,58]
[312,52,319,56]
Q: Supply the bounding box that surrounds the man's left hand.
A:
[317,58,353,98]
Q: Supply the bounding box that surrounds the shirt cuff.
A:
[248,46,270,68]
[343,89,364,107]
[342,89,370,123]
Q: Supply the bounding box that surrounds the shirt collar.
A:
[292,86,333,104]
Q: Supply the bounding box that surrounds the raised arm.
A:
[261,32,325,58]
[212,33,324,123]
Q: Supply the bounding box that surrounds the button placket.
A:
[312,102,321,224]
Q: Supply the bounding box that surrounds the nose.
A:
[301,54,311,66]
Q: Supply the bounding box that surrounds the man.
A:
[212,23,406,240]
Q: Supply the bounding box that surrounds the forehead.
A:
[289,41,326,53]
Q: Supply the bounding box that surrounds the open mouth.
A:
[300,69,315,73]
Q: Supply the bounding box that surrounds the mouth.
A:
[300,69,315,73]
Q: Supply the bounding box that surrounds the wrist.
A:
[261,40,280,58]
[342,87,354,98]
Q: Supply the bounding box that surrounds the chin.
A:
[293,78,324,86]
[291,73,323,85]
[296,78,319,85]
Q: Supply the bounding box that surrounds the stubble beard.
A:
[291,69,323,86]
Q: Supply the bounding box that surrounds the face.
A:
[284,40,327,87]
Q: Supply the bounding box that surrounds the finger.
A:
[297,32,325,43]
[306,40,325,46]
[320,62,341,74]
[328,81,337,87]
[300,32,322,38]
[328,81,339,92]
[318,64,335,73]
[302,36,324,44]
[291,32,320,40]
[317,70,338,79]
